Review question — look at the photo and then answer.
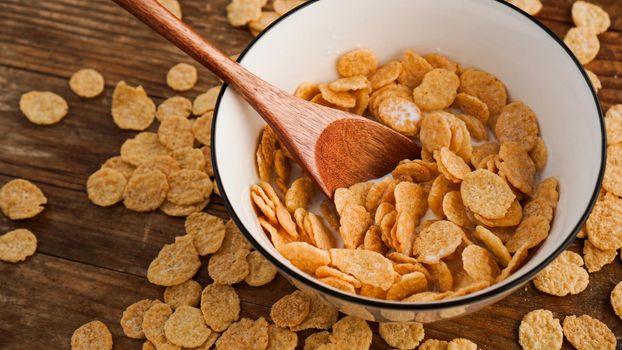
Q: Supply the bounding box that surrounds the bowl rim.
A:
[211,0,606,310]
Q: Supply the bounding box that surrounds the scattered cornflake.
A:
[164,279,201,309]
[123,168,169,212]
[518,309,562,350]
[585,193,622,250]
[413,68,460,111]
[215,317,269,350]
[331,316,372,350]
[563,315,616,350]
[459,68,507,116]
[0,229,37,263]
[167,169,212,205]
[167,63,198,92]
[583,239,616,273]
[164,306,211,348]
[184,212,226,256]
[533,251,589,296]
[337,49,378,78]
[461,169,515,219]
[86,168,127,207]
[249,11,279,37]
[200,283,240,332]
[111,81,155,131]
[226,0,262,27]
[245,250,278,286]
[506,0,543,16]
[171,147,207,171]
[606,105,622,145]
[303,331,331,350]
[610,281,622,320]
[290,293,338,331]
[207,247,250,285]
[447,338,477,350]
[70,320,113,350]
[120,299,160,339]
[585,69,602,92]
[266,324,297,350]
[69,68,105,98]
[120,132,169,167]
[273,0,306,15]
[147,235,201,286]
[193,111,213,146]
[564,27,600,65]
[378,322,424,349]
[330,248,395,290]
[0,179,47,220]
[572,1,610,34]
[271,290,311,328]
[419,339,449,350]
[102,156,136,180]
[19,91,68,125]
[142,303,178,350]
[156,96,192,121]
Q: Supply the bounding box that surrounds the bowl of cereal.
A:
[212,0,605,322]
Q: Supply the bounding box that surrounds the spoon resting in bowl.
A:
[112,0,421,198]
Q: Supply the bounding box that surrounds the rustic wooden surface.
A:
[0,0,621,349]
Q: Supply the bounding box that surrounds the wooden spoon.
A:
[113,0,420,198]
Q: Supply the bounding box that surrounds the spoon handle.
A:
[112,0,287,112]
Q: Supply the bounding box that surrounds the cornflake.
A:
[583,239,616,273]
[507,0,543,16]
[156,96,192,121]
[424,53,458,73]
[207,248,250,285]
[164,279,201,309]
[142,303,178,349]
[171,147,206,171]
[369,61,403,90]
[330,248,395,290]
[378,322,425,349]
[71,320,113,350]
[226,0,262,27]
[290,293,338,331]
[111,81,155,131]
[249,11,279,37]
[498,141,536,194]
[533,251,589,296]
[462,245,499,283]
[387,272,428,300]
[398,50,433,89]
[121,299,160,339]
[193,112,213,146]
[331,316,372,350]
[200,283,240,332]
[120,132,169,167]
[245,250,278,286]
[102,156,136,180]
[123,169,169,212]
[167,170,212,205]
[164,306,211,348]
[0,229,37,263]
[459,68,507,116]
[0,179,47,220]
[271,290,311,328]
[518,309,563,350]
[303,331,331,350]
[563,315,616,350]
[564,27,600,65]
[413,68,460,111]
[606,105,622,145]
[474,226,511,266]
[447,338,477,350]
[610,281,622,320]
[585,69,602,92]
[167,63,197,91]
[378,96,422,136]
[412,221,463,264]
[505,215,549,252]
[461,169,515,219]
[69,68,105,98]
[147,235,201,286]
[585,193,622,250]
[87,168,127,207]
[193,86,221,116]
[419,339,449,350]
[19,91,68,125]
[336,49,378,78]
[158,116,194,150]
[216,317,269,350]
[273,0,305,15]
[266,324,297,350]
[184,212,226,255]
[572,1,610,34]
[285,177,314,212]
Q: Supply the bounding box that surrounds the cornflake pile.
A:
[250,46,561,302]
[226,0,307,37]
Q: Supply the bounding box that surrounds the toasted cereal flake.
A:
[167,170,212,205]
[184,213,226,256]
[457,114,488,141]
[419,339,449,350]
[304,331,331,350]
[167,63,197,92]
[320,276,355,293]
[227,0,262,26]
[447,338,477,350]
[208,248,250,285]
[102,156,136,180]
[392,160,436,183]
[585,69,602,92]
[583,239,616,273]
[474,226,511,266]
[459,69,507,116]
[378,322,425,349]
[0,229,37,263]
[363,225,387,254]
[499,142,536,194]
[295,82,320,100]
[147,235,201,286]
[164,279,201,309]
[328,76,369,92]
[533,251,589,296]
[495,101,539,151]
[528,137,548,171]
[398,50,433,89]
[270,290,311,328]
[120,132,169,167]
[111,81,155,130]
[195,332,220,350]
[123,169,168,212]
[424,53,458,73]
[419,111,453,153]
[285,177,314,212]
[435,147,470,183]
[249,11,279,37]
[331,316,372,350]
[291,293,338,331]
[171,147,206,171]
[413,68,460,111]
[470,142,499,168]
[603,144,622,197]
[453,92,490,124]
[518,309,562,350]
[586,193,622,250]
[142,303,177,349]
[164,306,210,348]
[19,91,68,125]
[386,272,428,300]
[412,221,463,264]
[69,69,105,98]
[193,86,221,116]
[377,96,422,136]
[305,213,336,249]
[86,168,126,207]
[426,261,453,292]
[245,250,278,286]
[610,282,622,320]
[71,320,113,350]
[572,1,610,34]
[369,61,403,90]
[200,283,240,332]
[215,317,269,350]
[220,219,252,253]
[563,315,616,350]
[336,49,378,78]
[330,248,395,290]
[428,175,459,217]
[158,116,194,150]
[120,299,160,339]
[339,204,372,249]
[274,149,290,193]
[462,245,500,283]
[136,155,180,177]
[564,27,600,65]
[160,199,209,217]
[318,84,356,108]
[266,324,297,350]
[0,179,47,220]
[156,96,192,121]
[200,145,214,176]
[158,0,182,18]
[507,0,543,16]
[369,83,412,116]
[315,266,362,288]
[506,215,550,252]
[474,198,522,228]
[606,105,622,145]
[461,169,515,219]
[193,111,213,146]
[532,177,560,207]
[442,191,468,227]
[273,0,305,15]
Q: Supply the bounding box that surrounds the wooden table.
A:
[1,0,621,348]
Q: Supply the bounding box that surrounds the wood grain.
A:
[0,0,621,349]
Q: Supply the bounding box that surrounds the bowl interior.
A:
[213,0,603,306]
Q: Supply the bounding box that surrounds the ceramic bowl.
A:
[212,0,605,322]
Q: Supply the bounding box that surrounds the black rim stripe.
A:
[210,0,606,310]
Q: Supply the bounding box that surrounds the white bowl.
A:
[212,0,605,322]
